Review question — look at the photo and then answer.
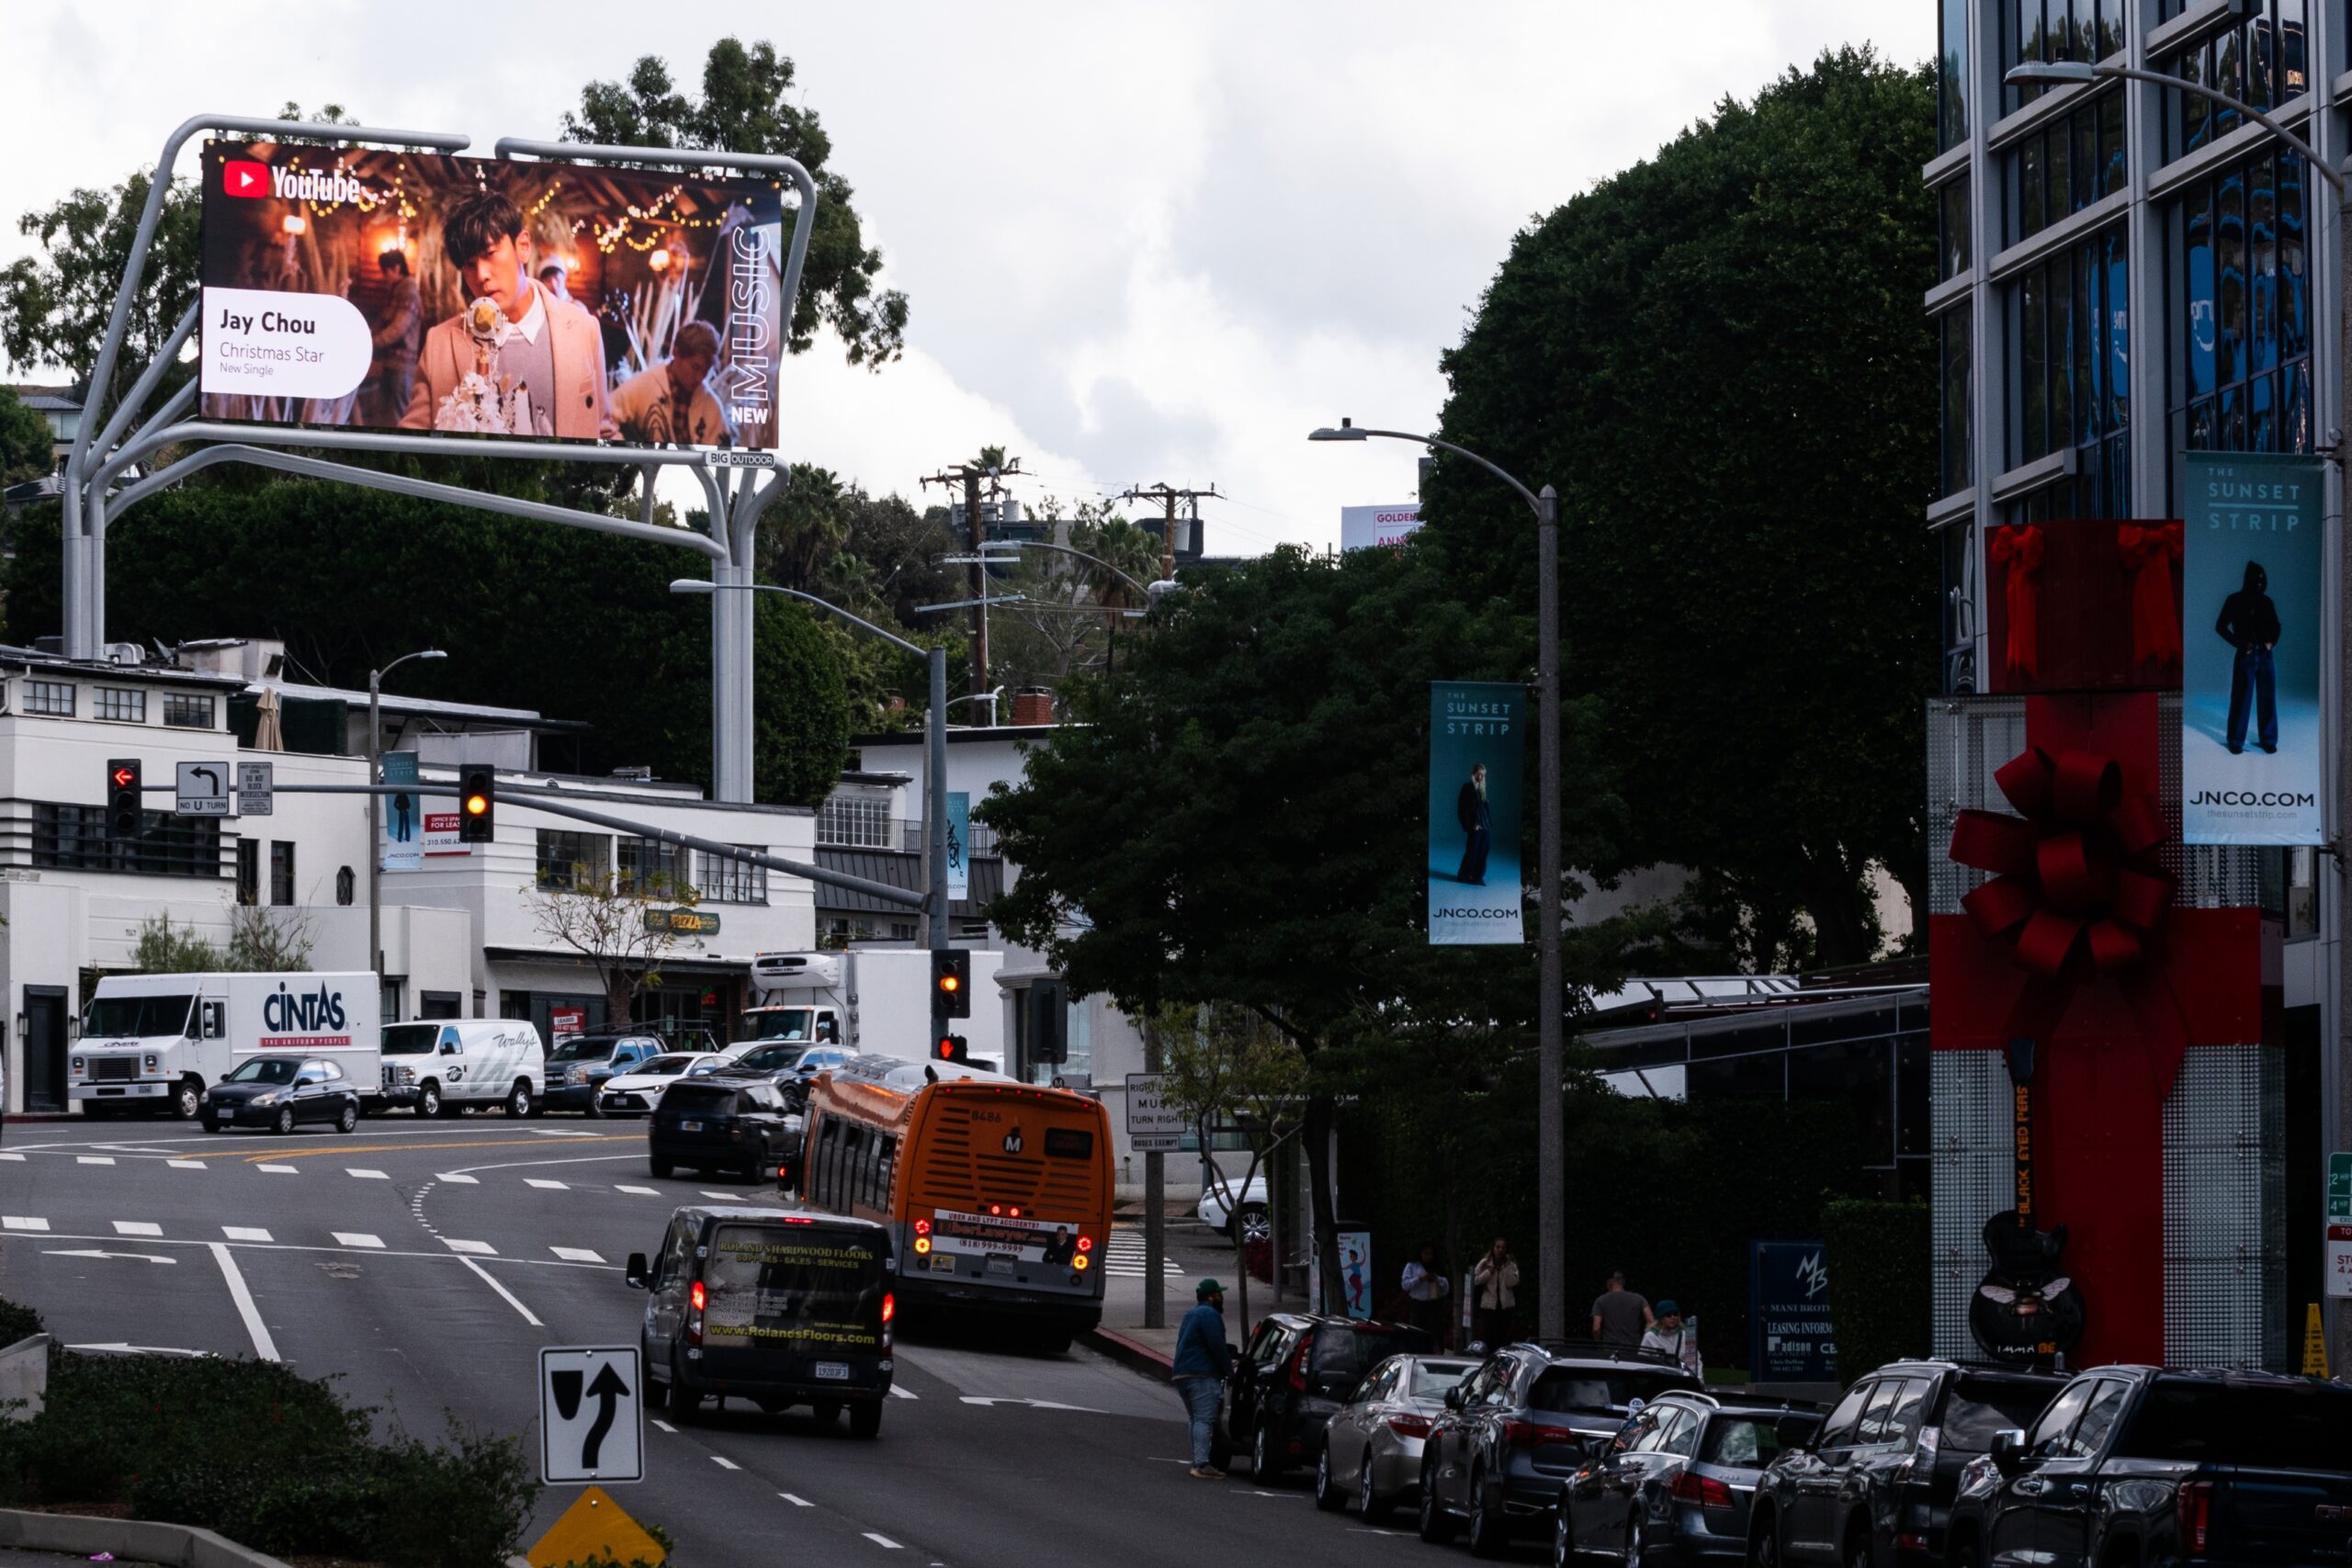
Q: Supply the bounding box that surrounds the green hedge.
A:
[0,1329,536,1568]
[1821,1199,1930,1384]
[0,1297,45,1349]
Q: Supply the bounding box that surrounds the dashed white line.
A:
[888,1385,918,1400]
[699,1190,741,1201]
[651,1418,678,1434]
[863,1534,903,1551]
[436,1173,479,1185]
[3,1218,49,1232]
[457,1256,541,1326]
[221,1227,272,1243]
[779,1493,812,1507]
[708,1455,741,1471]
[614,1185,658,1195]
[0,1153,23,1162]
[443,1239,496,1256]
[333,1233,385,1249]
[549,1247,605,1264]
[76,1156,115,1167]
[209,1242,279,1361]
[525,1179,570,1190]
[112,1221,162,1237]
[256,1164,298,1174]
[346,1168,390,1180]
[164,1160,205,1170]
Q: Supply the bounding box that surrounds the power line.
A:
[1114,481,1222,581]
[919,453,1025,695]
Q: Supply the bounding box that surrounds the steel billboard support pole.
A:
[368,671,382,981]
[1535,482,1565,1341]
[928,646,951,1049]
[1146,1021,1166,1331]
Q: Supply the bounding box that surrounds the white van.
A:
[377,1019,545,1118]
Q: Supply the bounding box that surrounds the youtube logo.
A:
[222,159,269,197]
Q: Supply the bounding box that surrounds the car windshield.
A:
[224,1058,298,1085]
[635,1055,698,1077]
[1529,1368,1696,1416]
[83,994,195,1039]
[734,1043,807,1073]
[1702,1415,1820,1468]
[2118,1379,2352,1469]
[1944,1376,2064,1452]
[1409,1360,1479,1399]
[381,1023,440,1055]
[1313,1325,1431,1380]
[548,1037,616,1064]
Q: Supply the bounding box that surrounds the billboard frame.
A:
[60,116,822,805]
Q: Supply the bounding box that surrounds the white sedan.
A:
[1196,1176,1271,1239]
[594,1052,729,1116]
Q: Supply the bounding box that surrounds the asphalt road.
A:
[0,1116,1453,1567]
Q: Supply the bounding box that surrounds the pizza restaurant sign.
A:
[644,908,719,935]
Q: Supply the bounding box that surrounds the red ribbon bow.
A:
[1947,746,2191,1095]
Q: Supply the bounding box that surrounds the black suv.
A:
[1220,1313,1435,1482]
[647,1076,799,1181]
[1748,1359,2068,1568]
[1419,1340,1702,1556]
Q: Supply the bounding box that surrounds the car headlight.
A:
[249,1092,277,1106]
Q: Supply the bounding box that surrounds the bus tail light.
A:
[1076,1235,1094,1253]
[914,1218,932,1235]
[914,1237,932,1255]
[1074,1254,1090,1270]
[1009,1206,1022,1218]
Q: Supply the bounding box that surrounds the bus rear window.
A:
[702,1224,888,1349]
[1043,1128,1093,1160]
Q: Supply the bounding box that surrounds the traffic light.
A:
[457,764,494,843]
[106,759,142,840]
[932,949,970,1019]
[935,1033,968,1065]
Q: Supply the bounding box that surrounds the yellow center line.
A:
[240,1134,637,1163]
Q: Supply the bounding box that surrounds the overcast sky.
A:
[3,1,1932,553]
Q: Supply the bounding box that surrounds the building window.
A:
[1938,0,1970,151]
[888,920,918,942]
[2007,90,2124,244]
[1939,522,1978,694]
[617,835,681,893]
[2164,0,2310,158]
[2171,148,2312,463]
[270,840,295,906]
[2007,228,2130,518]
[817,793,894,848]
[1939,307,1973,498]
[162,694,215,729]
[22,680,73,716]
[2004,0,2126,112]
[92,688,145,723]
[697,845,768,905]
[236,838,259,906]
[31,803,220,877]
[536,829,605,889]
[1939,176,1972,281]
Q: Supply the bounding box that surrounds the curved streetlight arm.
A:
[673,579,927,658]
[374,648,447,687]
[1011,539,1150,595]
[2036,62,2344,196]
[1323,425,1550,520]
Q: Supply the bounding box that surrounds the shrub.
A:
[1821,1198,1931,1384]
[0,1296,46,1348]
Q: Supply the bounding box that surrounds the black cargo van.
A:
[628,1206,896,1438]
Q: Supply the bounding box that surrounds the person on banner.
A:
[1455,762,1493,885]
[2215,560,2283,755]
[610,321,732,448]
[401,191,617,441]
[1641,1299,1702,1377]
[1401,1243,1453,1346]
[348,250,423,428]
[1171,1279,1234,1479]
[1472,1236,1520,1348]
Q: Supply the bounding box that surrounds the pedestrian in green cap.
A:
[1171,1279,1233,1477]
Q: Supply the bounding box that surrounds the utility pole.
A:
[922,453,1024,705]
[1116,481,1221,582]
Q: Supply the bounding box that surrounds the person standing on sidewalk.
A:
[1591,1269,1655,1348]
[1641,1300,1702,1377]
[1401,1243,1453,1347]
[1172,1279,1235,1478]
[1472,1237,1520,1349]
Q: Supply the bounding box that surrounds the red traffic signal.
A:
[106,759,142,840]
[110,765,137,790]
[935,1034,968,1064]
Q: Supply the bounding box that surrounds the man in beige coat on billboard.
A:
[401,190,616,441]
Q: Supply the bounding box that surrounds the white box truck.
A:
[741,949,1003,1066]
[73,972,381,1121]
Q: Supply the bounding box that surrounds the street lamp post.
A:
[368,649,447,988]
[1309,420,1566,1338]
[671,581,953,1032]
[2007,56,2352,1374]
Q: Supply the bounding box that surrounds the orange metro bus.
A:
[794,1055,1114,1349]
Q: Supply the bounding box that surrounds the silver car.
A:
[1555,1392,1821,1567]
[1314,1354,1479,1520]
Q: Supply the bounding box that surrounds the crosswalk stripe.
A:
[256,1164,298,1174]
[113,1221,162,1236]
[347,1168,390,1180]
[614,1185,658,1195]
[709,1455,741,1471]
[165,1160,205,1170]
[222,1226,272,1242]
[333,1233,385,1248]
[2,1217,48,1232]
[443,1239,495,1256]
[0,1153,23,1162]
[436,1174,479,1185]
[76,1156,114,1166]
[526,1179,569,1190]
[888,1384,918,1400]
[550,1247,604,1263]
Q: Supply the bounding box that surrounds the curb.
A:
[1081,1325,1174,1382]
[2,1114,82,1124]
[0,1506,291,1568]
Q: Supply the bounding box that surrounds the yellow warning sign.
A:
[526,1485,667,1568]
[2302,1303,2331,1379]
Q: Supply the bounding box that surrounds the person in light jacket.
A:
[1472,1236,1520,1349]
[1171,1279,1234,1478]
[1401,1243,1453,1347]
[1641,1299,1702,1378]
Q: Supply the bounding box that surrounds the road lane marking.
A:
[0,1153,22,1162]
[779,1493,811,1506]
[165,1160,205,1169]
[888,1385,918,1400]
[550,1247,604,1263]
[2,1218,47,1232]
[615,1186,658,1195]
[45,1248,173,1264]
[247,1134,637,1163]
[443,1239,496,1255]
[221,1227,272,1242]
[112,1221,162,1236]
[76,1156,115,1166]
[436,1174,480,1185]
[863,1534,903,1550]
[709,1455,741,1471]
[525,1179,570,1190]
[346,1168,390,1180]
[209,1242,279,1360]
[256,1165,298,1174]
[333,1233,385,1248]
[458,1256,541,1326]
[651,1419,678,1434]
[700,1190,741,1200]
[0,1231,616,1269]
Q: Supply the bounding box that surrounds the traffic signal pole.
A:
[927,646,952,1055]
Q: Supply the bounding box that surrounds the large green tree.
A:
[1426,47,1939,965]
[0,386,52,487]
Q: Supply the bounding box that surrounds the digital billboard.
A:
[198,140,786,449]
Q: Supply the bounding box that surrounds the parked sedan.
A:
[648,1076,800,1181]
[594,1052,729,1116]
[1555,1392,1820,1567]
[1315,1353,1479,1519]
[204,1055,362,1134]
